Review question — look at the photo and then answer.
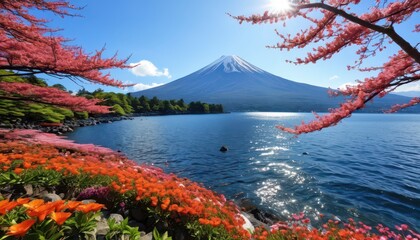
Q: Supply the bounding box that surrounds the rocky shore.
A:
[0,115,134,134]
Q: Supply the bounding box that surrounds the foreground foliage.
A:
[0,129,418,239]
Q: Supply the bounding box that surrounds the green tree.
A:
[202,103,210,113]
[176,99,188,112]
[150,96,160,112]
[162,100,175,113]
[51,84,67,91]
[112,104,126,116]
[139,96,151,113]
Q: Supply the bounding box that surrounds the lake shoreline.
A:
[0,112,229,134]
[0,115,134,134]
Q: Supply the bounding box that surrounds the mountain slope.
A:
[394,91,420,98]
[132,55,418,112]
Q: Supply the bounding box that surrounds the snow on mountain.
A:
[131,55,419,112]
[198,55,264,74]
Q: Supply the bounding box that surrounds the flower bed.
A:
[0,129,418,239]
[0,129,249,239]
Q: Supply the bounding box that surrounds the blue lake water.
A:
[66,113,420,231]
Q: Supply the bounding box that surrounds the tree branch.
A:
[297,2,420,63]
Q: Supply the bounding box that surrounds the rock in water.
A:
[220,145,228,152]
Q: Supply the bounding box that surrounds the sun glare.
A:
[269,0,291,13]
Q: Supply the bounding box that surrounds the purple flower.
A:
[77,186,111,201]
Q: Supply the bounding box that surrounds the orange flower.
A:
[0,201,19,215]
[7,219,36,237]
[176,206,185,214]
[161,198,170,210]
[168,204,179,211]
[23,199,44,210]
[17,198,30,205]
[0,199,10,208]
[13,167,23,174]
[150,196,158,206]
[75,203,104,213]
[210,217,222,227]
[23,162,31,169]
[27,201,60,221]
[50,211,72,225]
[27,208,51,221]
[65,201,82,211]
[199,218,209,225]
[52,200,66,212]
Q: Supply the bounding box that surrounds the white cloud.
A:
[394,83,420,92]
[338,82,358,90]
[131,83,164,91]
[130,60,171,78]
[329,75,340,81]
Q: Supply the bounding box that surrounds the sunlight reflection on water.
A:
[245,112,301,119]
[256,179,281,203]
[255,146,289,151]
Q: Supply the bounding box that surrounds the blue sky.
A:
[43,0,419,94]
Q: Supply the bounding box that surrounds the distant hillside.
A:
[394,91,420,98]
[132,55,420,113]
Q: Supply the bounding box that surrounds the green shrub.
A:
[112,104,126,116]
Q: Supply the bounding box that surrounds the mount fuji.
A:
[132,55,417,112]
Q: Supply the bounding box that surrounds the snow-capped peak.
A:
[198,55,265,74]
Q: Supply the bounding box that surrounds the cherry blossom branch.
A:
[0,82,110,113]
[233,1,420,63]
[233,1,420,134]
[386,97,420,113]
[0,1,133,87]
